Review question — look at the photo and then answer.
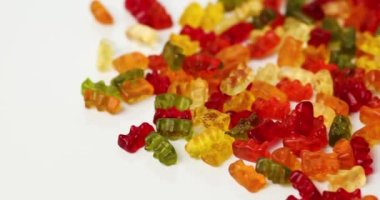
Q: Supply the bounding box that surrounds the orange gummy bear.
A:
[83,90,121,114]
[216,44,250,74]
[354,124,380,146]
[359,106,380,125]
[119,78,154,104]
[249,80,288,103]
[90,0,113,25]
[229,160,266,192]
[316,93,349,116]
[301,150,340,181]
[278,36,305,67]
[113,52,149,73]
[271,147,301,170]
[333,139,356,169]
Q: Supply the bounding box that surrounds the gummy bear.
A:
[286,0,313,24]
[249,80,288,103]
[182,53,222,77]
[322,188,362,200]
[154,93,192,111]
[354,124,380,146]
[279,67,315,85]
[96,39,114,72]
[301,150,340,181]
[255,158,291,184]
[218,0,248,11]
[118,122,155,153]
[359,105,380,125]
[148,55,168,71]
[252,97,290,120]
[303,44,331,64]
[223,91,256,112]
[205,90,231,112]
[327,166,366,192]
[90,0,113,25]
[201,136,234,167]
[227,113,260,140]
[126,24,158,46]
[125,0,173,30]
[234,0,263,21]
[220,22,253,44]
[153,107,192,124]
[308,27,332,47]
[192,107,230,134]
[303,1,325,22]
[228,110,253,129]
[180,25,217,49]
[146,71,170,95]
[302,58,338,74]
[288,170,322,200]
[276,78,313,102]
[363,195,379,200]
[162,42,185,71]
[81,79,122,114]
[271,147,301,170]
[313,69,334,96]
[145,132,177,166]
[170,34,200,56]
[248,119,283,144]
[254,63,280,85]
[229,160,267,192]
[251,8,277,29]
[215,44,250,74]
[248,30,281,59]
[113,52,149,73]
[283,17,313,42]
[156,118,192,140]
[171,78,209,110]
[329,115,352,147]
[350,136,374,175]
[333,139,356,170]
[220,64,255,96]
[185,127,234,166]
[200,2,224,31]
[232,140,270,162]
[278,36,305,67]
[179,2,205,28]
[313,102,336,128]
[316,93,349,116]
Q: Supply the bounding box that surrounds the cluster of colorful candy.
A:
[85,0,380,199]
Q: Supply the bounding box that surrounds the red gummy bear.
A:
[350,136,373,175]
[264,0,282,12]
[228,110,253,129]
[118,122,155,153]
[308,27,332,47]
[146,70,170,95]
[287,170,322,200]
[182,53,222,77]
[252,97,291,120]
[302,58,337,73]
[201,36,231,55]
[205,89,231,112]
[148,55,168,71]
[220,22,253,44]
[248,30,281,59]
[333,69,372,112]
[302,1,325,21]
[180,25,217,48]
[125,0,173,30]
[153,107,192,124]
[248,119,283,144]
[322,188,362,200]
[276,78,313,102]
[232,139,270,162]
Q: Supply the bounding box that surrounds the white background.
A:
[0,0,378,199]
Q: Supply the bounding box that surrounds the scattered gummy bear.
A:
[82,0,380,198]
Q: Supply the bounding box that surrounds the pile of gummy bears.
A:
[83,0,380,199]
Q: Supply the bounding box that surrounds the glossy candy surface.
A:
[329,115,352,147]
[255,158,291,184]
[232,140,270,162]
[145,132,177,166]
[118,122,155,153]
[327,166,366,192]
[156,118,192,140]
[90,0,113,25]
[229,160,267,192]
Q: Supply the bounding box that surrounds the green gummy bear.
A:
[111,69,144,88]
[329,115,352,147]
[255,158,291,184]
[156,118,193,140]
[226,113,260,140]
[218,0,247,11]
[81,78,120,97]
[252,8,277,29]
[155,93,192,111]
[162,42,185,71]
[145,132,177,166]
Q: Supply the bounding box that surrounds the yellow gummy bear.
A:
[234,0,263,21]
[249,26,271,43]
[327,166,366,192]
[170,34,200,56]
[223,91,256,112]
[279,67,315,85]
[215,15,241,34]
[283,17,313,43]
[126,24,158,46]
[220,64,255,96]
[200,2,224,31]
[255,63,280,85]
[313,69,334,96]
[357,32,380,57]
[201,135,234,167]
[185,127,233,158]
[356,56,380,72]
[179,2,205,28]
[193,107,231,134]
[97,39,114,72]
[169,78,209,110]
[313,102,336,128]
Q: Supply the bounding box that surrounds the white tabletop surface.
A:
[0,0,378,199]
